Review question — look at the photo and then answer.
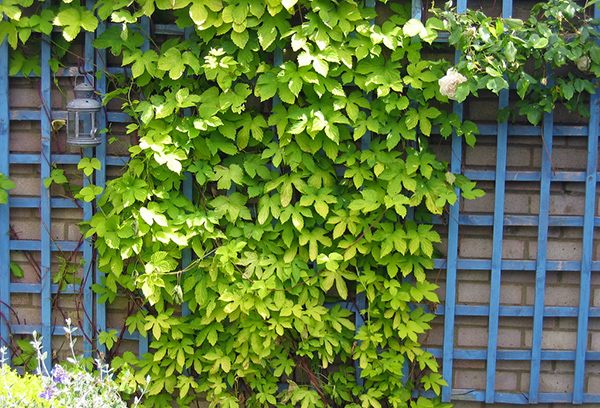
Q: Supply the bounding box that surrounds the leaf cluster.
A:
[424,0,600,124]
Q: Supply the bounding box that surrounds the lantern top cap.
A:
[74,82,95,99]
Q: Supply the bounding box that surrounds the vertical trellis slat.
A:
[529,109,554,404]
[485,76,509,406]
[441,0,467,400]
[573,86,599,404]
[136,16,152,358]
[0,32,11,362]
[94,16,109,356]
[40,27,53,369]
[81,0,98,357]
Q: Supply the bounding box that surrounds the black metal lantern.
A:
[66,82,102,146]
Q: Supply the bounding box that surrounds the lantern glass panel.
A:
[66,107,101,146]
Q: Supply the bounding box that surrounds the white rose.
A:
[438,68,468,100]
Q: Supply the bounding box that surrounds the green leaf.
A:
[76,185,103,202]
[403,18,427,38]
[348,188,384,214]
[213,164,244,190]
[53,7,98,41]
[10,262,24,278]
[157,47,185,80]
[98,329,118,349]
[258,19,277,50]
[299,228,332,261]
[231,30,249,49]
[78,157,102,177]
[281,0,298,11]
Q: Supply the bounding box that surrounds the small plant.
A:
[0,320,149,408]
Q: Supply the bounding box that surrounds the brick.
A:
[504,193,530,214]
[465,144,496,167]
[502,269,535,284]
[12,306,41,325]
[554,360,576,373]
[458,282,490,304]
[589,332,600,351]
[556,317,579,330]
[449,403,483,408]
[563,182,586,194]
[549,194,586,216]
[51,222,67,241]
[501,239,525,259]
[495,370,519,392]
[561,227,583,239]
[465,100,500,122]
[457,327,488,347]
[497,328,523,349]
[539,372,573,393]
[453,368,486,389]
[431,282,446,303]
[420,322,444,347]
[456,270,492,282]
[559,270,582,285]
[499,284,523,305]
[499,316,534,328]
[10,293,33,306]
[9,129,41,153]
[528,240,582,261]
[532,147,543,169]
[552,148,589,171]
[462,188,495,213]
[459,237,492,258]
[593,288,600,308]
[506,145,533,168]
[542,330,578,350]
[8,83,40,109]
[67,223,84,241]
[504,225,533,245]
[8,174,41,197]
[10,219,42,241]
[545,285,580,307]
[587,374,600,394]
[453,359,485,369]
[529,193,586,216]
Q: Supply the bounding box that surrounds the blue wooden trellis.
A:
[0,0,599,404]
[427,0,600,403]
[0,4,149,368]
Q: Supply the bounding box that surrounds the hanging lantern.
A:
[66,82,102,147]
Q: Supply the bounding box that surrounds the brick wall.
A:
[3,24,599,408]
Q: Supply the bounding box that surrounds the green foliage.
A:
[427,0,600,124]
[4,0,598,407]
[79,0,469,403]
[0,172,15,204]
[0,364,52,408]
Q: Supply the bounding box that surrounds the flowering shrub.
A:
[0,321,148,408]
[0,366,51,408]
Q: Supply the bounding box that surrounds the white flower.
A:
[576,55,591,72]
[438,68,468,100]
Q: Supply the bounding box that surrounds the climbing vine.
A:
[2,0,600,407]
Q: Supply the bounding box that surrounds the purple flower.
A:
[39,384,57,400]
[51,365,69,384]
